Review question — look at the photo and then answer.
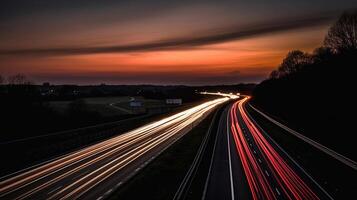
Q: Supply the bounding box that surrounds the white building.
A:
[129,100,142,107]
[166,99,182,105]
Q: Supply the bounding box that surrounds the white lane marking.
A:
[258,158,262,163]
[47,186,63,195]
[226,111,235,200]
[116,182,122,187]
[105,189,113,195]
[96,196,103,200]
[275,188,281,196]
[265,170,270,177]
[253,150,256,154]
[250,104,357,170]
[246,104,334,200]
[202,108,224,200]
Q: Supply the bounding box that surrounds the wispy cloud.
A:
[0,12,337,56]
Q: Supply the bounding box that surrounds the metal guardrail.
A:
[173,108,221,200]
[249,104,357,170]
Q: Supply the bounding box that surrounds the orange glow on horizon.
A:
[0,26,327,84]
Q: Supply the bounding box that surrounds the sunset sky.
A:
[1,0,356,85]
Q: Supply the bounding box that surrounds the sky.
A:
[0,0,356,85]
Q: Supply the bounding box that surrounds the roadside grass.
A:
[246,104,356,199]
[49,96,133,116]
[50,96,179,116]
[109,108,219,200]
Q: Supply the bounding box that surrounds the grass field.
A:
[48,96,170,116]
[48,96,132,116]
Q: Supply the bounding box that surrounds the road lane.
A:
[229,97,331,200]
[203,97,331,200]
[249,104,357,170]
[204,106,232,200]
[0,97,229,200]
[203,104,250,200]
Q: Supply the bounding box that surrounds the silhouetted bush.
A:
[270,50,312,79]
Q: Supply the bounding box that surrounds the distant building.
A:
[166,98,182,105]
[129,100,143,107]
[40,82,55,96]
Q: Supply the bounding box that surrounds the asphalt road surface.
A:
[203,97,332,200]
[0,98,229,200]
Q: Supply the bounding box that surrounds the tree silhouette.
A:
[252,13,357,188]
[272,50,312,78]
[269,70,280,79]
[7,74,31,85]
[324,11,357,53]
[312,47,334,62]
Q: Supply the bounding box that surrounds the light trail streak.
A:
[200,92,239,99]
[230,97,319,200]
[0,96,230,199]
[249,104,357,170]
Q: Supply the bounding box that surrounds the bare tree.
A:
[275,50,312,78]
[7,74,31,85]
[324,11,357,53]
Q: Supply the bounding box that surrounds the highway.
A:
[249,104,357,170]
[203,103,250,200]
[203,97,332,200]
[0,97,229,200]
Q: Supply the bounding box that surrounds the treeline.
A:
[251,11,356,158]
[0,87,104,142]
[0,73,253,141]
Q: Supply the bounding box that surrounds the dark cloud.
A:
[0,12,337,56]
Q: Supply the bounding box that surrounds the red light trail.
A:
[230,97,319,200]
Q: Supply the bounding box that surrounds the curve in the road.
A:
[0,98,228,200]
[249,104,357,171]
[229,97,320,200]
